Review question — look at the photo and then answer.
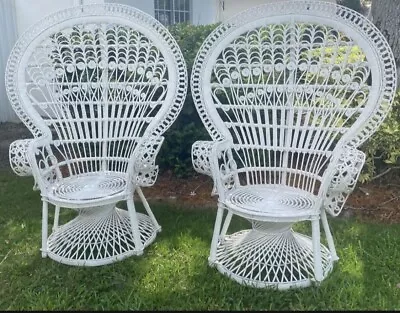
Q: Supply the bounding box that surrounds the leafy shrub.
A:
[360,91,400,182]
[157,23,218,177]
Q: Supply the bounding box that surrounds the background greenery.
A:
[360,92,400,182]
[158,23,216,177]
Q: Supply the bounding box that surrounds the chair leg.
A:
[127,197,144,254]
[220,211,233,239]
[136,187,161,232]
[320,209,339,261]
[41,200,48,258]
[52,205,60,232]
[209,204,225,264]
[311,218,323,282]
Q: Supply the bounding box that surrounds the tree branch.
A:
[371,166,400,181]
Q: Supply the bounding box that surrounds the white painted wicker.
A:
[191,1,397,289]
[6,4,187,266]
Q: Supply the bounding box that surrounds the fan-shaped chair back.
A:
[6,4,187,178]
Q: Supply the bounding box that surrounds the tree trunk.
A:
[337,0,364,13]
[371,0,400,89]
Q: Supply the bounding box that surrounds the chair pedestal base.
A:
[46,205,160,266]
[212,225,333,289]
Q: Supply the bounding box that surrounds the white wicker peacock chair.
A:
[191,1,397,289]
[6,4,187,266]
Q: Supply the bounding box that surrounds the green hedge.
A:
[158,23,400,183]
[360,91,400,182]
[157,23,218,177]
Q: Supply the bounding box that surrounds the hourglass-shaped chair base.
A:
[212,226,333,289]
[46,205,160,266]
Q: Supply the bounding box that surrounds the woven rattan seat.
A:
[51,173,126,202]
[225,186,316,220]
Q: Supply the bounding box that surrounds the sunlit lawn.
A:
[0,170,399,310]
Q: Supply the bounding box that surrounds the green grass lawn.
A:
[0,170,399,310]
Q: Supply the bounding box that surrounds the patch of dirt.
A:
[144,170,400,224]
[345,180,400,224]
[141,170,217,209]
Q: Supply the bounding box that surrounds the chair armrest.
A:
[26,137,63,191]
[9,139,33,176]
[9,139,42,190]
[192,141,214,177]
[192,140,236,197]
[133,136,164,187]
[320,146,366,217]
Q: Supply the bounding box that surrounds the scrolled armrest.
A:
[133,136,164,187]
[27,137,63,191]
[9,139,33,176]
[322,147,366,217]
[191,141,214,177]
[9,138,63,191]
[192,140,237,197]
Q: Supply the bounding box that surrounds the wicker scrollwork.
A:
[9,139,33,176]
[215,148,237,194]
[192,141,214,177]
[324,148,366,217]
[134,137,164,187]
[192,140,236,195]
[34,145,60,188]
